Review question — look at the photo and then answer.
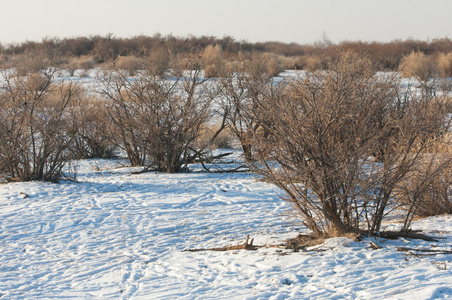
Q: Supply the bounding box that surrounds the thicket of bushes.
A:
[2,35,452,76]
[0,46,450,237]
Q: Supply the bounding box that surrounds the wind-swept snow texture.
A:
[1,159,451,299]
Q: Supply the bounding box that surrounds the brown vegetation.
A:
[67,94,118,159]
[399,51,439,81]
[2,35,452,75]
[0,66,78,181]
[97,53,220,172]
[245,52,451,237]
[1,37,451,238]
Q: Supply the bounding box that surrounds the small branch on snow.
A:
[396,247,452,254]
[369,242,382,250]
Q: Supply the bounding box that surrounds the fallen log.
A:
[396,247,452,254]
[377,231,439,242]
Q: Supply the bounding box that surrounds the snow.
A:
[1,158,451,299]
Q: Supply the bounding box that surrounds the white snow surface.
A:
[1,158,452,299]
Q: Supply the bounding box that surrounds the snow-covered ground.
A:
[1,157,451,299]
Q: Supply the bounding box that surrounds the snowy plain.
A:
[1,155,452,299]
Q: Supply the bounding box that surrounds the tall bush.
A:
[0,67,78,181]
[249,52,451,237]
[399,51,439,82]
[97,54,219,172]
[67,93,118,159]
[437,52,452,77]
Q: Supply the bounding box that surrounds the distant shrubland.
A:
[2,34,452,76]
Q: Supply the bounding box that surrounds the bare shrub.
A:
[219,52,275,162]
[26,73,49,91]
[249,52,451,237]
[437,52,452,77]
[0,68,78,182]
[114,55,141,76]
[196,122,235,150]
[397,128,452,225]
[399,51,439,82]
[66,55,96,76]
[415,164,452,217]
[292,55,324,72]
[4,35,452,74]
[361,80,451,233]
[398,152,452,225]
[67,93,118,159]
[97,54,219,172]
[10,47,62,76]
[263,53,285,77]
[211,127,235,149]
[244,52,285,77]
[304,55,323,71]
[201,44,224,78]
[145,47,171,77]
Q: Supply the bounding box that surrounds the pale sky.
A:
[1,0,451,45]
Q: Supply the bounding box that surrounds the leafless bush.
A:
[196,122,235,150]
[145,47,171,77]
[361,79,451,232]
[248,52,451,237]
[263,53,285,77]
[414,166,452,217]
[243,52,285,77]
[437,52,452,77]
[296,55,323,71]
[3,53,52,76]
[66,55,96,76]
[0,67,78,182]
[67,92,118,159]
[4,35,452,74]
[218,52,275,161]
[114,55,142,76]
[201,44,224,78]
[397,152,452,226]
[399,51,439,82]
[397,128,452,225]
[97,54,219,172]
